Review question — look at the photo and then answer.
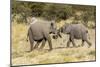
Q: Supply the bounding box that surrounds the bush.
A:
[41,4,72,20]
[12,0,95,24]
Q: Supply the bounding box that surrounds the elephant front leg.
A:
[71,39,77,47]
[70,35,77,47]
[47,36,52,51]
[67,39,71,48]
[44,33,52,51]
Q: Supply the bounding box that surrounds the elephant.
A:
[59,23,92,48]
[27,20,58,51]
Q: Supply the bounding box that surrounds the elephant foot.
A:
[48,48,52,51]
[77,45,81,47]
[39,47,43,50]
[38,48,43,51]
[73,45,79,48]
[88,44,92,48]
[66,46,70,48]
[66,44,70,48]
[81,44,84,47]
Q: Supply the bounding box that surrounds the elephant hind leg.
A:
[33,41,41,49]
[40,39,46,49]
[29,37,34,51]
[85,39,92,48]
[81,40,85,47]
[28,29,34,51]
[82,34,92,48]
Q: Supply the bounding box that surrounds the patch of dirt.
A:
[12,28,96,66]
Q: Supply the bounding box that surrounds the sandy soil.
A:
[12,24,96,66]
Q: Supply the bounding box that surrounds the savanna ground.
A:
[11,19,96,66]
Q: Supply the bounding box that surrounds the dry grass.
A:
[11,21,96,66]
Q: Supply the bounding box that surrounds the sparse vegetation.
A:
[12,23,95,65]
[12,0,96,28]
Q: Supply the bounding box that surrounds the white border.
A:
[19,0,96,5]
[0,0,10,67]
[0,0,97,67]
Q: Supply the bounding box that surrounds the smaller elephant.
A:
[59,23,92,48]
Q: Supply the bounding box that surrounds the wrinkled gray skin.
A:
[27,20,58,51]
[59,23,92,47]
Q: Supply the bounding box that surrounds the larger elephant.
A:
[27,20,58,51]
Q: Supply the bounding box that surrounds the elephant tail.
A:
[86,30,90,40]
[26,32,29,42]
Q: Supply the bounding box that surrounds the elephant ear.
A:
[50,20,56,28]
[50,21,57,34]
[50,22,54,27]
[50,20,55,26]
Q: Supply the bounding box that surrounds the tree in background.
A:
[12,0,32,23]
[41,4,72,21]
[11,0,96,28]
[72,5,96,27]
